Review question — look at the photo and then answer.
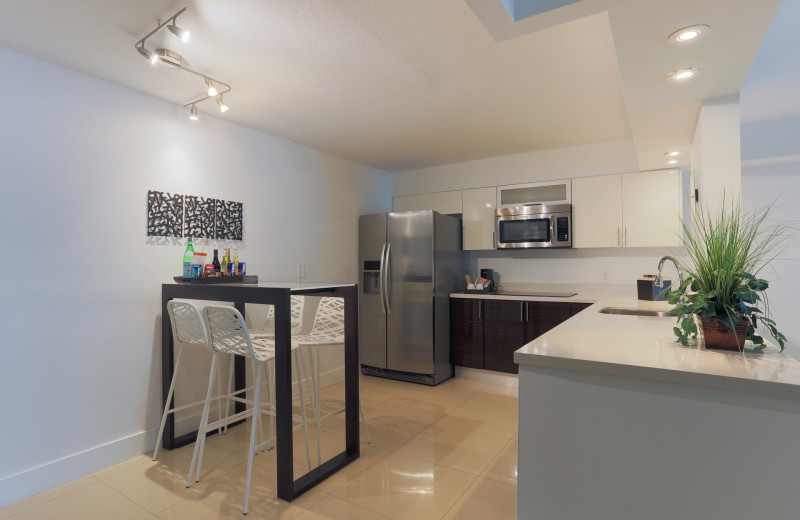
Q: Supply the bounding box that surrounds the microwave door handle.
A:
[384,242,392,314]
[378,243,387,315]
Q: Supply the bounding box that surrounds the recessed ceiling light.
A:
[665,67,700,82]
[668,24,711,45]
[665,151,680,157]
[189,104,198,121]
[666,159,679,165]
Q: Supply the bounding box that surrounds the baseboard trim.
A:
[455,366,519,387]
[0,430,148,508]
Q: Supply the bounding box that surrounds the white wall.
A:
[393,140,682,287]
[0,45,392,506]
[691,95,742,214]
[393,139,640,196]
[741,116,800,352]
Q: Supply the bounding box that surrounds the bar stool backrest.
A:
[204,305,271,362]
[308,297,345,341]
[264,296,320,335]
[167,300,211,349]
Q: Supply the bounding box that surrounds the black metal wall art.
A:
[216,200,244,240]
[146,191,244,240]
[184,195,216,238]
[147,190,184,237]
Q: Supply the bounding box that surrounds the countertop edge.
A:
[514,351,800,401]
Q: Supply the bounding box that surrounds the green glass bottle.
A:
[182,238,194,277]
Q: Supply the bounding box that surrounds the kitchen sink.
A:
[598,307,673,318]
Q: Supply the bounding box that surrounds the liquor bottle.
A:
[212,249,221,276]
[232,248,239,276]
[225,247,235,277]
[221,248,230,276]
[182,238,194,277]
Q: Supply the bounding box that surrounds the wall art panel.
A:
[184,195,216,238]
[215,199,243,240]
[147,190,183,237]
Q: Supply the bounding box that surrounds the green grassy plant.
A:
[667,198,790,351]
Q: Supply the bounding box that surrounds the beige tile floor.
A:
[0,375,518,520]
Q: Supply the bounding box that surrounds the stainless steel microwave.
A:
[494,203,572,248]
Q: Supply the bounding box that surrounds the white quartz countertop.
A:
[519,294,800,400]
[451,284,800,400]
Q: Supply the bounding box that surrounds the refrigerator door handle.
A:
[378,242,387,315]
[384,242,392,314]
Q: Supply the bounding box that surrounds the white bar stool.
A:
[196,305,312,515]
[154,300,233,462]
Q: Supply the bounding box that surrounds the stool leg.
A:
[293,349,312,472]
[153,344,183,461]
[266,360,275,451]
[187,353,218,487]
[360,399,371,444]
[314,345,323,467]
[222,354,235,434]
[244,360,264,515]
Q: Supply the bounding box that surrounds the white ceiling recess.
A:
[0,0,783,173]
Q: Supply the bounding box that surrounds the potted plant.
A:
[666,198,790,352]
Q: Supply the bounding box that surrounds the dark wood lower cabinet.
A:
[484,300,526,374]
[450,298,484,369]
[451,298,593,375]
[525,302,571,343]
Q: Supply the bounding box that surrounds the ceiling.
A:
[0,0,785,172]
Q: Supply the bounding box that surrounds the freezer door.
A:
[359,213,387,368]
[386,210,435,374]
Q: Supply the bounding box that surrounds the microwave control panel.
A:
[556,217,570,242]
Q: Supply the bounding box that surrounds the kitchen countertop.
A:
[451,284,800,400]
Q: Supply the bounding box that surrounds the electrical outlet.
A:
[600,271,609,283]
[297,264,306,278]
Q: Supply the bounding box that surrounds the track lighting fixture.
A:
[168,23,190,43]
[134,7,232,119]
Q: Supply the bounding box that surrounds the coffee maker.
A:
[480,268,498,292]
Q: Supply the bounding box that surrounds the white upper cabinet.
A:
[462,187,497,250]
[572,174,623,248]
[622,170,682,247]
[392,190,462,214]
[572,169,682,248]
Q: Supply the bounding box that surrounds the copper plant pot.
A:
[700,316,749,351]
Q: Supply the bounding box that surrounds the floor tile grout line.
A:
[0,475,101,520]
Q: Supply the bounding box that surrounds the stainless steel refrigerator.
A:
[359,210,465,385]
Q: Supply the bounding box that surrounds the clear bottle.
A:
[182,238,194,277]
[221,248,230,276]
[232,248,239,275]
[225,247,234,277]
[191,252,205,278]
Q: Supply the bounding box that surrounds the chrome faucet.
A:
[655,255,684,296]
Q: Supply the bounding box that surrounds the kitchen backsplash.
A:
[467,247,685,287]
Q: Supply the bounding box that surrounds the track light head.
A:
[189,104,198,121]
[168,24,190,43]
[206,79,218,97]
[217,95,229,113]
[136,45,152,60]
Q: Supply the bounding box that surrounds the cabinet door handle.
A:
[526,301,529,322]
[477,300,482,320]
[624,227,627,246]
[617,227,621,247]
[520,302,524,322]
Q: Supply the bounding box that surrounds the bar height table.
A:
[161,281,359,501]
